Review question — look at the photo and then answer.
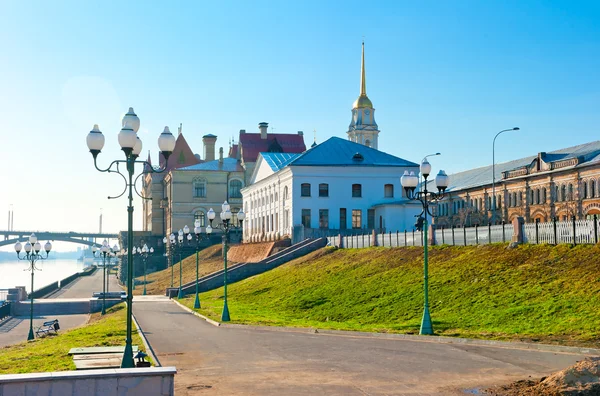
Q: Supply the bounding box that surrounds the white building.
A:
[242,137,422,242]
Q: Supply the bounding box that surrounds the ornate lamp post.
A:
[176,228,187,299]
[99,240,110,315]
[192,219,213,309]
[163,236,175,288]
[401,160,449,335]
[86,107,176,368]
[139,244,153,296]
[14,233,52,341]
[109,244,119,294]
[207,201,245,322]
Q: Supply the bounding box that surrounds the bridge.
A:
[0,230,119,249]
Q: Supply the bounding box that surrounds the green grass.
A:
[181,244,600,347]
[0,304,148,374]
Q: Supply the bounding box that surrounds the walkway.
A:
[133,301,588,395]
[49,267,120,299]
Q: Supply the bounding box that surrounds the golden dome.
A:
[353,95,373,109]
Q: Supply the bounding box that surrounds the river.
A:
[0,259,89,292]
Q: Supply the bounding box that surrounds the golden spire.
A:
[360,41,366,96]
[353,41,373,109]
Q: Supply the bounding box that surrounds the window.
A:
[340,208,347,230]
[568,184,573,201]
[384,184,394,198]
[319,183,329,197]
[583,182,588,199]
[536,189,540,204]
[319,209,329,228]
[352,209,362,229]
[193,178,207,198]
[542,188,547,203]
[592,180,597,198]
[367,209,375,229]
[283,186,289,200]
[352,184,362,198]
[194,211,206,227]
[365,139,371,147]
[229,179,243,198]
[497,195,502,209]
[301,183,311,197]
[518,192,522,206]
[561,185,566,202]
[301,209,311,228]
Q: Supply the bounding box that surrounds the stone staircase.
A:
[166,237,327,297]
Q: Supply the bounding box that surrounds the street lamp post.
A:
[192,220,213,309]
[207,201,245,322]
[177,228,187,299]
[100,240,110,315]
[401,161,449,335]
[492,127,520,223]
[86,107,176,368]
[14,233,52,341]
[109,244,119,294]
[139,244,152,296]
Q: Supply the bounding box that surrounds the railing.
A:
[326,216,600,249]
[0,289,8,303]
[0,302,10,321]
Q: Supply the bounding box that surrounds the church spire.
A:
[360,41,366,96]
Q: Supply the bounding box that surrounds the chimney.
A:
[239,129,246,134]
[298,131,304,136]
[202,134,217,161]
[259,122,268,139]
[219,147,224,163]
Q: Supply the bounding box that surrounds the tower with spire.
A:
[347,42,380,149]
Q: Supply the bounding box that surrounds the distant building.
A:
[241,137,420,242]
[433,141,600,226]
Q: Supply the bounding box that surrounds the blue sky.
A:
[1,0,599,248]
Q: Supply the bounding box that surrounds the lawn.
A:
[0,304,147,374]
[181,243,600,347]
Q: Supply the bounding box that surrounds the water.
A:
[0,259,87,292]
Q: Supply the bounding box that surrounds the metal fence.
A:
[0,289,7,304]
[0,303,10,320]
[326,216,600,248]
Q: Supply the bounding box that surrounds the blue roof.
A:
[261,152,301,172]
[260,137,417,169]
[179,157,243,172]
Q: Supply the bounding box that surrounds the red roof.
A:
[238,133,306,163]
[159,133,201,172]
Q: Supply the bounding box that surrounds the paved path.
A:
[133,301,588,395]
[49,267,120,299]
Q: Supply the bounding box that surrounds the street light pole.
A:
[492,127,520,224]
[207,202,245,322]
[14,234,52,341]
[100,240,110,315]
[401,161,449,335]
[86,108,176,368]
[193,219,213,309]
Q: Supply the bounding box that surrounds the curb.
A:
[171,302,600,356]
[132,313,162,367]
[171,299,221,327]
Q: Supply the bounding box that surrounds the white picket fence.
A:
[326,218,600,248]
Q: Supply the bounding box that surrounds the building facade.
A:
[434,141,600,227]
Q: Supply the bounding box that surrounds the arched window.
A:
[568,184,573,201]
[384,184,394,198]
[301,183,311,197]
[194,211,206,227]
[592,180,597,198]
[530,190,534,204]
[518,192,523,206]
[229,179,243,198]
[583,182,588,199]
[283,186,289,200]
[561,185,566,201]
[542,188,547,203]
[365,139,371,147]
[536,189,540,204]
[193,178,207,198]
[497,195,502,209]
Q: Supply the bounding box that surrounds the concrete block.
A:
[3,383,26,396]
[50,380,73,396]
[95,377,118,395]
[117,376,144,396]
[73,378,95,395]
[161,376,174,396]
[25,382,51,396]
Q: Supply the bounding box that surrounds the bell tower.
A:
[347,42,380,149]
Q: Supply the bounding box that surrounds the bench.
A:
[35,319,60,337]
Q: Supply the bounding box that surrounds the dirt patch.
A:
[228,242,276,263]
[486,357,600,395]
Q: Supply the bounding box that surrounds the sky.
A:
[0,0,599,250]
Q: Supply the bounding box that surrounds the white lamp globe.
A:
[223,209,232,221]
[101,244,109,253]
[44,241,52,253]
[86,124,105,152]
[194,219,201,228]
[237,210,246,221]
[206,225,213,234]
[219,211,225,221]
[194,226,201,234]
[132,136,143,156]
[102,239,108,247]
[150,247,154,253]
[118,124,137,150]
[158,126,176,153]
[183,225,190,234]
[420,160,432,177]
[24,242,32,253]
[122,107,140,134]
[178,229,183,237]
[169,233,175,242]
[92,245,98,253]
[207,208,215,221]
[29,233,37,244]
[187,233,192,241]
[113,244,119,251]
[163,237,167,243]
[435,170,449,190]
[178,235,183,243]
[14,241,22,253]
[34,242,41,252]
[222,201,231,213]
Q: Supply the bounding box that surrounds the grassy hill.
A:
[182,243,600,347]
[133,245,236,295]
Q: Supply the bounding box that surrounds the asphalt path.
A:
[49,267,120,299]
[133,300,588,395]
